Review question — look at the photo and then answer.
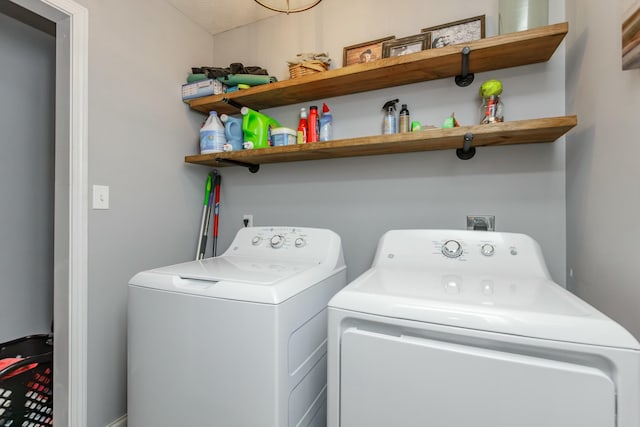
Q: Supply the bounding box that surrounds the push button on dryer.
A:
[481,243,495,256]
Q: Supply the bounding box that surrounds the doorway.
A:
[7,0,89,425]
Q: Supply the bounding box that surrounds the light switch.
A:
[92,185,109,209]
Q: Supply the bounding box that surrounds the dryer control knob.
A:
[294,237,306,248]
[251,236,262,246]
[481,243,495,256]
[442,240,463,258]
[270,234,285,249]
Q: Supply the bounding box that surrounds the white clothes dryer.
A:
[327,229,640,427]
[128,226,346,427]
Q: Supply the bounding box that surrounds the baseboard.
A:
[106,414,127,427]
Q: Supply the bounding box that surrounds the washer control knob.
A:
[294,237,306,248]
[442,240,463,258]
[481,243,495,257]
[251,236,262,246]
[270,234,285,249]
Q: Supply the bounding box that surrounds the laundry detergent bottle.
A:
[240,107,280,149]
[200,111,226,154]
[220,114,244,151]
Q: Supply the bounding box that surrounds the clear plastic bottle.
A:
[382,99,398,134]
[200,111,226,153]
[480,95,504,124]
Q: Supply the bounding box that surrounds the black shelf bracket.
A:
[455,46,475,87]
[456,132,476,160]
[222,97,246,111]
[215,158,260,173]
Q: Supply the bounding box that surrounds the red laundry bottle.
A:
[307,105,319,142]
[297,107,308,144]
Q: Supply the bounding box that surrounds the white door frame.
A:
[9,0,89,426]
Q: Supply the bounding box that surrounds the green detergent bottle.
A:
[241,107,280,149]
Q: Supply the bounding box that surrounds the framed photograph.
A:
[381,33,431,58]
[343,36,395,66]
[422,15,486,49]
[622,0,640,70]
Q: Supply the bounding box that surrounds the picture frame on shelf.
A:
[422,15,486,49]
[342,36,395,66]
[381,33,431,58]
[622,1,640,70]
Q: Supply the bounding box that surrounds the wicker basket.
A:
[288,60,329,79]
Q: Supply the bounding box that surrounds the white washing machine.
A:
[327,229,640,427]
[128,226,346,427]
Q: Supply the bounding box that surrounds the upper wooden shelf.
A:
[184,116,577,170]
[186,22,569,115]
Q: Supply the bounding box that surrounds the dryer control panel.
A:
[373,229,550,279]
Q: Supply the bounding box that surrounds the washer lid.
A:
[329,267,640,350]
[129,255,333,304]
[156,255,315,284]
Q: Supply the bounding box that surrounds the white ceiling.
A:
[166,0,289,35]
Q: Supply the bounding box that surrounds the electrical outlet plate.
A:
[467,215,495,231]
[243,214,253,227]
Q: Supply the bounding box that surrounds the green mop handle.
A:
[195,174,213,260]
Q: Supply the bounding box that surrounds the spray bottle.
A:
[319,103,333,141]
[382,99,399,135]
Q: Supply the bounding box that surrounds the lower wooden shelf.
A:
[184,115,577,169]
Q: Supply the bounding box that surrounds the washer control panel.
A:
[224,226,340,262]
[247,228,309,250]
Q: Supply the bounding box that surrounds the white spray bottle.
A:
[382,99,399,134]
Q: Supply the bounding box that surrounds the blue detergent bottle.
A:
[220,114,244,151]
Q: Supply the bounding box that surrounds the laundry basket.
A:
[0,334,53,427]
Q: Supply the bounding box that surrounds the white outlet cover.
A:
[92,185,109,209]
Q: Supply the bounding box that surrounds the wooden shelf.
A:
[186,22,568,115]
[184,115,577,169]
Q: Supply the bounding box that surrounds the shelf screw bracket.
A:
[455,46,475,87]
[456,132,476,160]
[215,158,260,173]
[222,97,246,111]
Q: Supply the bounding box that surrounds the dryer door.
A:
[339,328,615,427]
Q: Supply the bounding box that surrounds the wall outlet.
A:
[243,214,253,227]
[467,215,495,231]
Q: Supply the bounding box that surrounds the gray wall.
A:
[68,0,214,425]
[14,0,573,425]
[0,12,55,342]
[210,0,568,284]
[565,0,640,339]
